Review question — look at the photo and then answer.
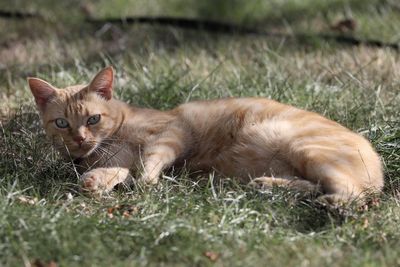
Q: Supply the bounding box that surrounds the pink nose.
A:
[73,136,86,145]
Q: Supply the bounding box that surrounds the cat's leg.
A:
[139,135,184,185]
[81,167,130,195]
[79,142,134,195]
[294,151,371,206]
[139,155,175,185]
[249,176,321,192]
[314,173,366,206]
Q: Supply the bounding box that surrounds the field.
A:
[0,0,399,266]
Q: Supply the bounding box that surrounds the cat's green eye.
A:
[55,118,69,128]
[87,114,101,125]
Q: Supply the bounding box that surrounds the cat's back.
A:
[174,97,331,140]
[174,97,382,188]
[175,97,293,126]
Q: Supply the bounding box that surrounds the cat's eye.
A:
[87,114,101,125]
[55,118,69,128]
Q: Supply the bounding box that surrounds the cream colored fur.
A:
[28,67,384,205]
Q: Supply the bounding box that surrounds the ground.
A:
[0,0,399,266]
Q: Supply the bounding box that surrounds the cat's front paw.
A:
[81,170,113,195]
[138,174,159,186]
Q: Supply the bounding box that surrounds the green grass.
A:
[1,0,400,266]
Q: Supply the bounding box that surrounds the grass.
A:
[0,0,400,266]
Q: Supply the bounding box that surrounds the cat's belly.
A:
[184,118,300,180]
[185,143,298,181]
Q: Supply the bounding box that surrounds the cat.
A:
[28,66,384,205]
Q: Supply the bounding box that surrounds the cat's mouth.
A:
[60,142,99,159]
[73,142,99,158]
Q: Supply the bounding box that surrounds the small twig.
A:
[0,9,398,50]
[0,10,41,19]
[86,16,400,51]
[86,16,261,34]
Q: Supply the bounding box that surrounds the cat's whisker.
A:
[95,145,126,166]
[87,144,120,165]
[58,137,81,181]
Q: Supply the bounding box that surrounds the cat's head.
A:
[28,67,120,159]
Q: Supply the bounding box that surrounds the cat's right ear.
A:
[88,66,114,100]
[27,78,57,112]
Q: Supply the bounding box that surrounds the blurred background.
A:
[0,0,399,71]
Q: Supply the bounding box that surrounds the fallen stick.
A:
[86,16,400,50]
[0,10,41,19]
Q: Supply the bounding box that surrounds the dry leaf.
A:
[107,207,115,214]
[370,197,380,207]
[331,18,357,33]
[17,196,37,205]
[362,218,369,229]
[31,259,58,267]
[359,204,368,212]
[204,251,220,262]
[106,204,139,218]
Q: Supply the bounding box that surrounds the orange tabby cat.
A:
[28,67,383,205]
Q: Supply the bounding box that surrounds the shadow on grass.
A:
[0,110,79,198]
[249,190,348,233]
[177,176,350,234]
[2,0,396,80]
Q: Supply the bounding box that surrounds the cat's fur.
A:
[28,67,384,205]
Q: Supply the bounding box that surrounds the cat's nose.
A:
[73,136,86,145]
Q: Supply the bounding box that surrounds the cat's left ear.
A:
[88,66,114,100]
[27,77,57,112]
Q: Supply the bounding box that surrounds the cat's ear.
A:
[27,77,57,111]
[88,66,114,100]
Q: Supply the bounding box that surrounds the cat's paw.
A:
[137,174,159,186]
[316,193,361,208]
[81,170,113,195]
[248,177,277,189]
